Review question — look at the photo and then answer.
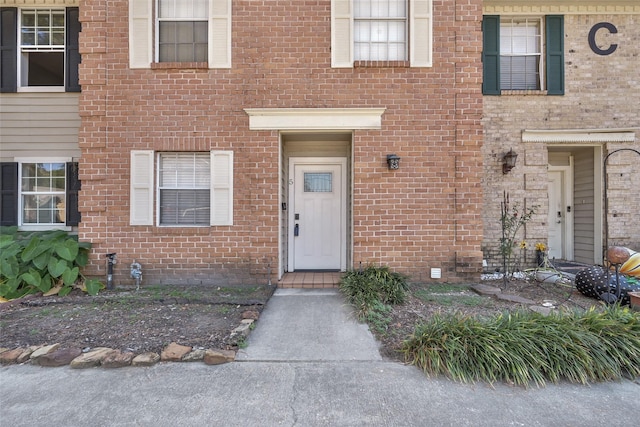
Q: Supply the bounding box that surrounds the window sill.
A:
[151,62,209,70]
[354,60,410,68]
[19,225,72,232]
[500,89,548,96]
[17,86,65,93]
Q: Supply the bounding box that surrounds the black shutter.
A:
[0,162,18,226]
[0,7,17,93]
[482,16,500,95]
[65,7,81,92]
[66,162,81,226]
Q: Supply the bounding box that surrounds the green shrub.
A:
[0,227,103,299]
[339,264,408,319]
[401,306,640,387]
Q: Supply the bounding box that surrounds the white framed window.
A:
[156,0,208,63]
[15,159,71,229]
[332,0,432,67]
[158,153,211,226]
[129,0,232,69]
[130,150,233,226]
[500,17,543,90]
[354,0,407,61]
[18,9,65,90]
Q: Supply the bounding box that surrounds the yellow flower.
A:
[535,242,547,251]
[519,241,528,249]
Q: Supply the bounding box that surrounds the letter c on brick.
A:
[588,22,618,56]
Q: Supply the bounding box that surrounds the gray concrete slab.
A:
[236,288,382,362]
[1,362,639,426]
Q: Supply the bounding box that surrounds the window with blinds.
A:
[157,0,208,62]
[499,18,542,90]
[158,152,210,225]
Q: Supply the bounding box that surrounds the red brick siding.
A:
[77,0,483,286]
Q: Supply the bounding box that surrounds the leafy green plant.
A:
[365,301,393,335]
[339,264,408,319]
[0,227,103,299]
[401,306,640,387]
[500,192,537,284]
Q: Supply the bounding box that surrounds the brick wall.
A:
[77,0,484,286]
[483,10,640,272]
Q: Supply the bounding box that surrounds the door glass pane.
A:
[304,173,332,193]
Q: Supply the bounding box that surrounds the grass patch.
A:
[401,306,640,387]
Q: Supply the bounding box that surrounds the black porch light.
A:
[386,154,401,170]
[502,149,518,174]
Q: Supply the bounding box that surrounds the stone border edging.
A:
[0,317,256,369]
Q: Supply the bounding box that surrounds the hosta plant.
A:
[0,227,103,299]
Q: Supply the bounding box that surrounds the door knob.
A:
[294,224,299,236]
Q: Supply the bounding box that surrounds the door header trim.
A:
[245,108,385,130]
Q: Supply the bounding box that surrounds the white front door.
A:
[289,159,346,270]
[548,166,574,260]
[548,171,564,259]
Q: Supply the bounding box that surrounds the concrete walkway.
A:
[1,288,639,426]
[236,288,382,362]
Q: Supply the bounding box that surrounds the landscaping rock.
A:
[496,294,536,304]
[16,346,38,364]
[30,344,60,363]
[70,348,114,369]
[231,319,254,338]
[529,305,554,316]
[36,347,82,367]
[470,284,502,296]
[203,349,236,365]
[102,350,135,369]
[0,348,25,364]
[242,309,260,320]
[132,352,160,367]
[182,348,206,362]
[161,342,192,362]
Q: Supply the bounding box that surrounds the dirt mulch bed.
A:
[0,278,603,358]
[0,285,275,354]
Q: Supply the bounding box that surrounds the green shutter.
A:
[0,8,17,93]
[65,7,81,92]
[546,15,564,95]
[482,15,500,95]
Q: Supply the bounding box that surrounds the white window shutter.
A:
[210,151,233,225]
[331,0,352,68]
[130,150,154,225]
[411,0,433,67]
[209,0,232,68]
[129,0,152,68]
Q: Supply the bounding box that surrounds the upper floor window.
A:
[500,18,541,90]
[19,9,65,87]
[331,0,432,68]
[482,15,564,95]
[129,0,231,69]
[354,0,407,61]
[0,7,80,93]
[157,0,208,63]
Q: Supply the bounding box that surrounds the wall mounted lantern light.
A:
[387,154,401,170]
[502,149,518,174]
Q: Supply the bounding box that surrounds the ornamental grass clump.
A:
[339,264,408,320]
[401,306,640,387]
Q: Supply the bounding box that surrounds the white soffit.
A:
[522,129,637,143]
[245,108,386,130]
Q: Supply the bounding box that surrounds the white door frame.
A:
[287,157,347,271]
[549,160,574,260]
